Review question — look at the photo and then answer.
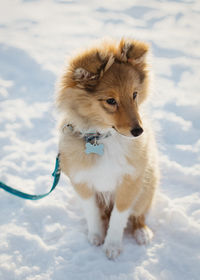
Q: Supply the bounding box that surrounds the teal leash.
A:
[0,153,61,200]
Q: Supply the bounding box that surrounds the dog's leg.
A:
[103,175,139,259]
[130,168,158,245]
[103,205,130,259]
[80,195,105,246]
[103,173,156,259]
[130,190,155,245]
[74,183,105,246]
[131,215,153,245]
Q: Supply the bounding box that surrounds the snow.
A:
[0,0,200,279]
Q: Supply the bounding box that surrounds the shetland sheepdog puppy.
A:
[56,38,159,259]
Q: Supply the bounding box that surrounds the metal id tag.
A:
[85,142,104,156]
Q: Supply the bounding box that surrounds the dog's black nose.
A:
[130,126,143,137]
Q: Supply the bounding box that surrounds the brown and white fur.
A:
[56,38,159,259]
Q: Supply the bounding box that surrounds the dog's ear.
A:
[71,50,114,90]
[74,67,99,88]
[119,39,149,64]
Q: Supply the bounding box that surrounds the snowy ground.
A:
[0,0,200,279]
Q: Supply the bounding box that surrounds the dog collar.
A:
[62,124,111,156]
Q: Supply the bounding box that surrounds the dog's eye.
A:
[106,98,117,105]
[133,92,138,100]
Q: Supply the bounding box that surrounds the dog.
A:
[56,38,159,259]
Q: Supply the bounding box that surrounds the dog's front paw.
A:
[103,241,122,260]
[88,232,104,246]
[134,226,153,245]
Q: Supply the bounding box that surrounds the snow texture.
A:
[0,0,200,279]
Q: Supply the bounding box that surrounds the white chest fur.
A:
[72,134,135,193]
